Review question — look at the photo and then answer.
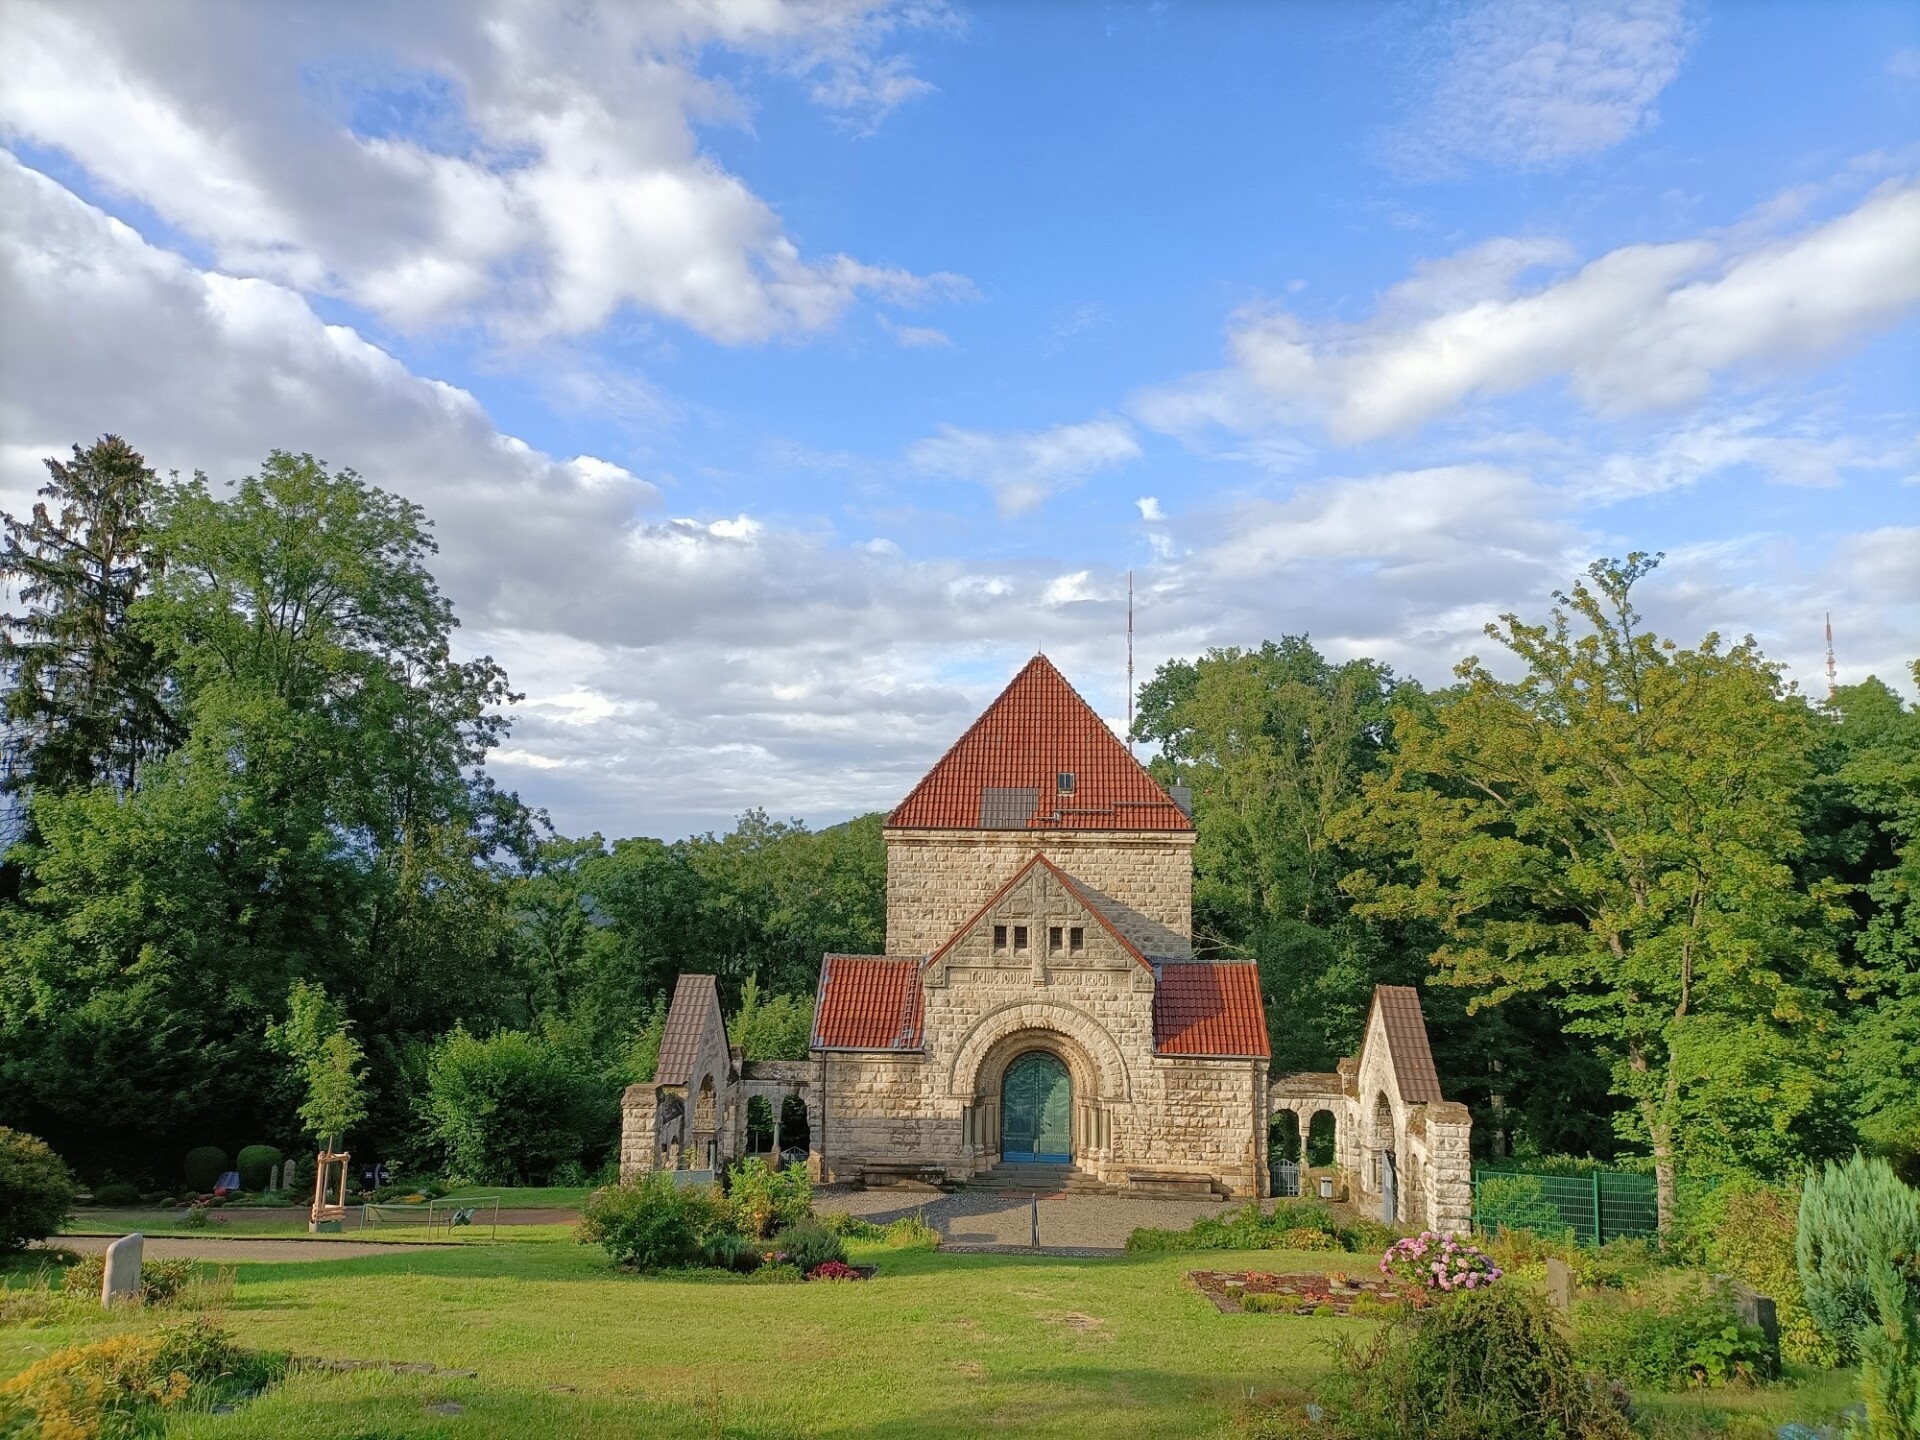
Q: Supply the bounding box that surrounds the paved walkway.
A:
[48,1236,437,1262]
[813,1185,1234,1251]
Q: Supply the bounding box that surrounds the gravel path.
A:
[47,1236,438,1262]
[812,1186,1233,1251]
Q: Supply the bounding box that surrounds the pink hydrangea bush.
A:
[1380,1231,1503,1292]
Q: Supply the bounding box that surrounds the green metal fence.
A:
[1472,1167,1658,1245]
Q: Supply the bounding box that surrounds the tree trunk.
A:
[1651,1123,1676,1236]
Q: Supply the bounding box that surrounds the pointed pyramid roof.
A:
[887,655,1192,831]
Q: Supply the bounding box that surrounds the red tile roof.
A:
[812,955,925,1051]
[655,973,723,1086]
[1153,963,1271,1058]
[1372,985,1443,1102]
[888,655,1192,831]
[925,853,1152,971]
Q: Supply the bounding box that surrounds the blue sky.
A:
[2,1,1916,839]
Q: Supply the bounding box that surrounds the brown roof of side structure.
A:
[1373,985,1444,1103]
[654,972,721,1086]
[887,654,1192,832]
[1152,963,1271,1059]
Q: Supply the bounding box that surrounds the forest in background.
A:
[2,439,1915,1211]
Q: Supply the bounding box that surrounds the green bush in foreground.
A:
[0,1127,78,1253]
[772,1219,846,1272]
[1573,1274,1774,1389]
[728,1157,811,1238]
[1249,1286,1633,1440]
[579,1172,738,1271]
[1799,1154,1920,1439]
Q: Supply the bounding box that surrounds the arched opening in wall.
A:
[1372,1092,1397,1224]
[745,1095,775,1154]
[1269,1111,1301,1163]
[1306,1109,1337,1168]
[778,1093,810,1163]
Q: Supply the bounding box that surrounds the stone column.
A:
[1422,1102,1474,1235]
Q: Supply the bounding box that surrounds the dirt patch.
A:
[953,1359,986,1379]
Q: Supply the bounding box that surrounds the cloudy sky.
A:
[2,0,1916,840]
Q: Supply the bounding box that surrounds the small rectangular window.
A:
[1048,925,1063,953]
[1069,926,1085,953]
[1057,771,1075,794]
[992,924,1007,951]
[1013,925,1029,951]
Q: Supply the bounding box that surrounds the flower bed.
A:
[1189,1270,1425,1317]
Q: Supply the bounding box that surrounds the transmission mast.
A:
[1126,569,1135,754]
[1825,613,1838,702]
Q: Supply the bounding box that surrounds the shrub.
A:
[1574,1275,1774,1389]
[424,1027,614,1185]
[234,1145,283,1192]
[92,1182,140,1208]
[141,1258,196,1306]
[578,1173,738,1271]
[748,1263,803,1285]
[1799,1154,1920,1439]
[182,1146,227,1193]
[0,1315,282,1438]
[823,1213,887,1240]
[0,1129,78,1252]
[699,1231,764,1274]
[1381,1232,1502,1292]
[182,1202,212,1230]
[1682,1176,1832,1366]
[1125,1200,1352,1254]
[1283,1227,1344,1252]
[884,1213,941,1250]
[1287,1286,1634,1440]
[728,1157,812,1239]
[773,1219,846,1272]
[1473,1172,1571,1239]
[807,1260,859,1282]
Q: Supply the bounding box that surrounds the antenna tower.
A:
[1126,569,1135,754]
[1825,613,1837,702]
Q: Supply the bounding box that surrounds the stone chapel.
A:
[621,656,1472,1227]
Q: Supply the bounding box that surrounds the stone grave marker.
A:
[102,1233,143,1308]
[1545,1256,1575,1311]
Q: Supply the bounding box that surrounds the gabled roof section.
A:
[1153,963,1271,1058]
[655,973,725,1086]
[888,655,1192,832]
[924,853,1151,972]
[1371,985,1444,1103]
[812,955,925,1051]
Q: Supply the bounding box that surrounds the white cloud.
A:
[0,0,961,344]
[905,418,1143,516]
[1389,0,1691,174]
[880,316,953,348]
[1140,178,1920,445]
[1136,496,1165,521]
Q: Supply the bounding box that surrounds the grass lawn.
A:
[58,1186,589,1240]
[2,1234,1864,1439]
[6,1239,1364,1438]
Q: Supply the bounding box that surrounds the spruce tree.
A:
[1,436,174,800]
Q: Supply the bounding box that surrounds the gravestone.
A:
[101,1233,143,1308]
[268,1162,280,1192]
[1545,1256,1575,1311]
[1727,1279,1781,1377]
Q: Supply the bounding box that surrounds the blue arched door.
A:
[1002,1051,1072,1163]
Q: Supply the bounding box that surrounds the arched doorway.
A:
[1001,1051,1072,1163]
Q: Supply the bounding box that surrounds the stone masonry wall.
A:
[884,828,1195,956]
[821,853,1262,1195]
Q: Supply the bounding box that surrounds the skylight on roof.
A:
[1057,771,1075,794]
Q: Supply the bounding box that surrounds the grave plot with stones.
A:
[1188,1270,1430,1317]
